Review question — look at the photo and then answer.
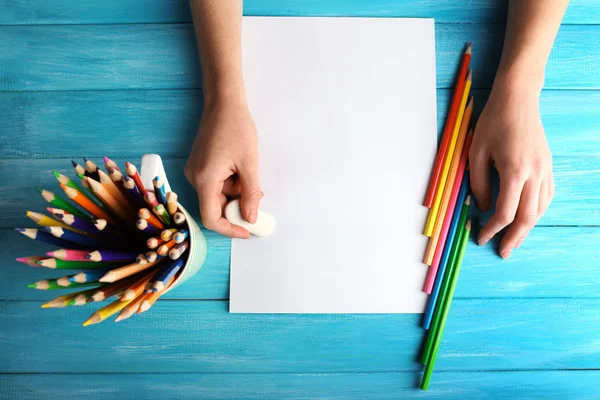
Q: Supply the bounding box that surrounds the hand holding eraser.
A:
[224,199,276,238]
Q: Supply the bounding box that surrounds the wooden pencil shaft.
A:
[39,189,90,220]
[99,259,161,283]
[166,192,178,215]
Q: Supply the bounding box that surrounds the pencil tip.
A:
[41,304,50,308]
[15,228,25,232]
[83,157,89,162]
[82,320,92,327]
[36,187,43,194]
[466,219,472,230]
[103,156,110,163]
[466,195,471,205]
[26,283,35,288]
[114,316,123,322]
[71,160,78,167]
[466,42,472,54]
[52,171,60,178]
[466,69,472,80]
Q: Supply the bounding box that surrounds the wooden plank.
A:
[1,24,599,91]
[1,299,600,373]
[1,0,599,25]
[2,89,599,159]
[1,156,598,228]
[1,371,600,399]
[3,226,599,301]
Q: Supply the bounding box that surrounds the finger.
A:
[238,166,263,224]
[500,179,540,258]
[198,181,250,239]
[549,169,555,201]
[538,177,550,217]
[222,175,241,198]
[469,146,492,212]
[478,175,524,246]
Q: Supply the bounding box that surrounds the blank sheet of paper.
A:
[230,17,437,313]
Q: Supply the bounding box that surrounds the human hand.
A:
[185,100,262,239]
[469,79,554,259]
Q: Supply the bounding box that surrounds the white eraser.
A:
[224,199,276,238]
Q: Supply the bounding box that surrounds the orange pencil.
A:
[99,259,162,283]
[424,70,472,236]
[137,276,175,314]
[157,239,177,257]
[424,43,471,208]
[61,185,116,223]
[98,170,135,214]
[121,268,161,301]
[138,208,165,230]
[87,177,131,222]
[424,99,473,265]
[115,293,145,322]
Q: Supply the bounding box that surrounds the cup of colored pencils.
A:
[419,43,474,390]
[16,154,207,326]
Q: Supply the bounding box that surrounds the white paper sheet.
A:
[230,17,437,313]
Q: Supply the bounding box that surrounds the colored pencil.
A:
[125,161,147,196]
[71,269,109,283]
[420,209,469,364]
[72,160,87,176]
[136,219,161,235]
[166,192,178,215]
[424,43,471,208]
[86,250,139,263]
[77,172,106,206]
[26,210,75,232]
[104,156,120,172]
[53,170,101,207]
[27,279,99,290]
[41,291,80,308]
[424,69,472,237]
[46,207,69,216]
[16,228,84,249]
[48,249,91,261]
[174,229,188,244]
[107,166,123,184]
[68,287,101,306]
[153,176,168,205]
[169,240,188,260]
[160,228,177,241]
[153,258,184,292]
[153,204,172,225]
[146,236,164,249]
[138,276,175,314]
[38,188,90,220]
[57,275,77,287]
[421,219,471,391]
[122,268,162,301]
[115,294,145,322]
[145,251,161,263]
[139,208,165,230]
[422,193,470,329]
[157,239,177,256]
[136,253,148,264]
[122,175,146,209]
[424,109,473,267]
[55,212,101,235]
[43,226,105,248]
[173,212,186,225]
[98,169,135,214]
[63,185,115,223]
[87,177,131,221]
[83,297,134,326]
[143,192,159,208]
[16,256,48,267]
[84,158,100,180]
[38,258,121,270]
[99,259,162,283]
[88,274,141,302]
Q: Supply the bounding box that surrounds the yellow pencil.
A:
[83,297,134,326]
[26,211,79,232]
[424,70,472,237]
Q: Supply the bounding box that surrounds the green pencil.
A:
[37,188,90,220]
[421,218,471,391]
[27,279,101,291]
[53,171,103,207]
[37,258,122,270]
[420,200,470,365]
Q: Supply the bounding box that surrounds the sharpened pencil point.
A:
[52,171,60,178]
[36,187,43,194]
[71,160,78,167]
[466,42,472,55]
[27,283,36,288]
[103,156,110,163]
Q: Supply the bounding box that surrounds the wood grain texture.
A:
[2,299,600,373]
[2,89,599,159]
[2,0,600,25]
[1,157,598,228]
[2,371,600,399]
[2,24,600,91]
[3,226,599,301]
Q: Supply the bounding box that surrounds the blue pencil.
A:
[15,228,86,249]
[153,176,168,205]
[152,258,184,292]
[121,175,147,209]
[70,269,109,283]
[422,171,470,329]
[43,226,107,248]
[174,229,188,244]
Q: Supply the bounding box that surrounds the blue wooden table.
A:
[1,1,600,398]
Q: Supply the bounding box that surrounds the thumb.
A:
[469,147,492,212]
[238,166,262,224]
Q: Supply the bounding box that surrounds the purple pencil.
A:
[122,175,146,209]
[86,250,140,262]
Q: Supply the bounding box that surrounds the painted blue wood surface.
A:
[2,89,599,159]
[2,0,600,25]
[1,157,599,228]
[2,24,600,91]
[4,226,600,301]
[2,371,600,400]
[1,0,600,396]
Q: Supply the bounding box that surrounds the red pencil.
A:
[125,162,147,197]
[424,43,471,208]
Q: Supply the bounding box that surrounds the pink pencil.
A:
[423,134,473,293]
[47,249,91,261]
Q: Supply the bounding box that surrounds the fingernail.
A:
[248,210,258,224]
[500,249,512,259]
[515,239,524,249]
[478,237,489,246]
